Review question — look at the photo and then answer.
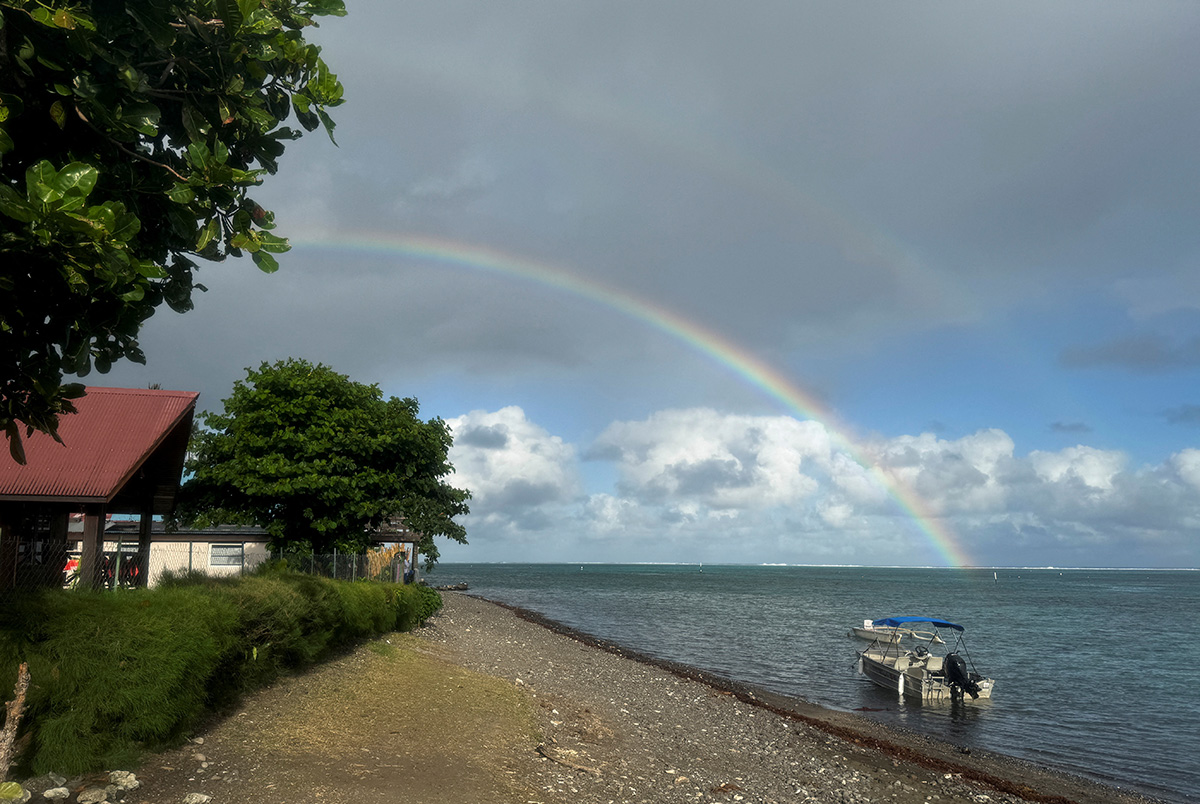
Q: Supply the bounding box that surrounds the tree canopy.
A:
[0,0,345,462]
[180,359,471,565]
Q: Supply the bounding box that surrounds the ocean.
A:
[426,563,1198,804]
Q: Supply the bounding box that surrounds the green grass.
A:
[0,566,441,775]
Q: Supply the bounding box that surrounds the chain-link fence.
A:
[2,538,417,593]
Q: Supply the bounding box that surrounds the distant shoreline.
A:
[435,561,1199,571]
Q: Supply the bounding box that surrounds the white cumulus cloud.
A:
[440,407,1198,568]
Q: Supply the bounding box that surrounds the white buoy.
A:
[898,673,905,696]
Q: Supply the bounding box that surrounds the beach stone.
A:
[107,772,139,792]
[181,794,211,804]
[40,789,68,801]
[75,789,107,804]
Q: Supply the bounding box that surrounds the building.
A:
[0,387,197,591]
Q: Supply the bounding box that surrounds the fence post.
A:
[333,548,338,580]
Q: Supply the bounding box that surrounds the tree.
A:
[0,0,346,462]
[180,359,471,566]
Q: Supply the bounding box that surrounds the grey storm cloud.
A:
[669,458,757,497]
[1161,405,1200,426]
[1059,335,1200,373]
[95,2,1200,568]
[457,424,510,449]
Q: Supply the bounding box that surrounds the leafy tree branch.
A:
[0,0,346,462]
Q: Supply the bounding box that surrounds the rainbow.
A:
[293,231,974,567]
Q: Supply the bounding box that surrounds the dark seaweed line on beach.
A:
[472,594,1160,804]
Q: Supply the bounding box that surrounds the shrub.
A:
[0,569,437,775]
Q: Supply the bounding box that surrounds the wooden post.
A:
[136,510,153,587]
[0,507,16,591]
[77,506,106,590]
[43,509,69,588]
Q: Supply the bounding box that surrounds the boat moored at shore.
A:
[856,616,994,702]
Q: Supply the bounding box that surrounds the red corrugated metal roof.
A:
[0,387,198,502]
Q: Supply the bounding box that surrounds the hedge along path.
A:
[131,635,541,804]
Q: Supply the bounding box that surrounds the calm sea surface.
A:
[427,563,1198,804]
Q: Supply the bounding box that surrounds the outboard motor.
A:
[944,652,981,699]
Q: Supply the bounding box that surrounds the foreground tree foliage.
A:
[0,0,346,461]
[181,359,471,565]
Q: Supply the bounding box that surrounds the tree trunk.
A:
[0,662,30,781]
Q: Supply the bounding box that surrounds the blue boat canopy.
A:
[873,616,964,632]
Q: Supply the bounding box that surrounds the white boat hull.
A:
[849,624,944,644]
[859,651,994,702]
[850,626,903,643]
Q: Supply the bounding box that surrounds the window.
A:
[210,543,244,567]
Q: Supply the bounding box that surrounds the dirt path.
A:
[130,636,539,804]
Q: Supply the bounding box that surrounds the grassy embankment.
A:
[0,565,441,776]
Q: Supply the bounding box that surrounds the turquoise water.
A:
[428,563,1199,803]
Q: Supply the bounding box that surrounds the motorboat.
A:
[848,618,945,644]
[856,616,994,702]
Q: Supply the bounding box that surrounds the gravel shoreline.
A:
[120,591,1161,804]
[428,593,1157,804]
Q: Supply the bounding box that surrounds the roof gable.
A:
[0,387,198,511]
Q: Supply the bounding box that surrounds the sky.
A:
[106,1,1200,568]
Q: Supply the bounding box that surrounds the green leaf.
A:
[182,105,210,143]
[245,8,282,34]
[4,422,28,466]
[120,286,146,302]
[111,210,141,242]
[167,184,195,204]
[49,100,66,129]
[0,92,23,120]
[121,103,161,137]
[316,106,338,145]
[252,250,279,273]
[216,0,245,32]
[186,142,212,170]
[258,232,290,253]
[0,185,35,222]
[0,128,13,154]
[27,160,59,203]
[196,217,220,251]
[84,203,117,234]
[308,0,348,18]
[242,105,275,132]
[53,162,99,198]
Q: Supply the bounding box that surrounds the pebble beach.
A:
[112,592,1156,804]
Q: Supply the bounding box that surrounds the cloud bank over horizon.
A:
[441,406,1199,568]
